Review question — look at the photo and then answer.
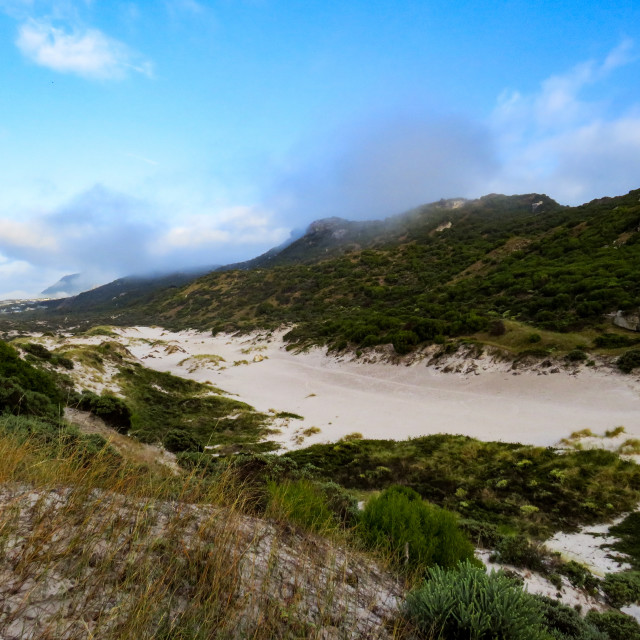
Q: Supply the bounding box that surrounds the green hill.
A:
[111,190,640,354]
[14,189,640,358]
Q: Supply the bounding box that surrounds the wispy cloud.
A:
[490,40,640,203]
[16,19,152,79]
[0,185,290,296]
[125,153,159,166]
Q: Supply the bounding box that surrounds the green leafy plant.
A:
[601,571,640,608]
[404,561,550,640]
[360,485,475,572]
[618,350,640,374]
[585,610,640,640]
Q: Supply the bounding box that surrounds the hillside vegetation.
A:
[24,190,639,362]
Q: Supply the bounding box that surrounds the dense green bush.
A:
[22,342,52,359]
[0,414,111,461]
[533,595,605,640]
[566,349,588,362]
[73,390,132,433]
[0,341,63,411]
[404,561,550,640]
[585,610,640,640]
[594,333,639,349]
[164,428,202,453]
[607,512,640,570]
[491,535,548,572]
[360,486,475,572]
[0,376,57,417]
[266,479,337,533]
[558,561,600,594]
[618,350,640,374]
[285,435,640,534]
[601,571,640,608]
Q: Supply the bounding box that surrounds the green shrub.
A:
[559,560,599,594]
[608,512,640,570]
[618,350,640,374]
[404,561,549,640]
[22,342,52,359]
[585,610,640,640]
[266,479,337,533]
[164,428,202,453]
[594,334,640,349]
[601,571,640,608]
[51,354,74,370]
[0,341,63,409]
[319,480,360,527]
[566,349,588,362]
[492,535,547,572]
[0,414,112,461]
[533,595,605,640]
[0,377,56,417]
[360,486,475,572]
[73,390,132,433]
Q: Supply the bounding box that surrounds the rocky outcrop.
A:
[614,309,640,332]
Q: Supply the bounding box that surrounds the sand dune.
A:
[116,327,640,450]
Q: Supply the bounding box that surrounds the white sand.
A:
[546,516,633,577]
[476,550,605,612]
[112,327,640,450]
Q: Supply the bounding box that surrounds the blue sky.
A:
[1,0,640,298]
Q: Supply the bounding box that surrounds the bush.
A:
[51,354,74,370]
[618,350,640,374]
[266,479,337,533]
[0,377,56,417]
[601,571,640,608]
[586,610,640,640]
[164,428,201,453]
[594,334,639,349]
[489,320,506,336]
[0,341,63,408]
[566,349,588,362]
[319,481,360,527]
[533,595,606,640]
[404,561,549,640]
[74,391,132,433]
[0,414,112,462]
[559,560,599,594]
[492,535,548,572]
[22,342,52,359]
[360,486,475,572]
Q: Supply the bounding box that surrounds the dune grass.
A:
[0,416,404,639]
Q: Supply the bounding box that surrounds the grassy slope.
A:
[284,435,640,537]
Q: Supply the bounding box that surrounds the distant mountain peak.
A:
[41,273,99,297]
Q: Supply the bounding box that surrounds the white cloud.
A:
[16,19,152,79]
[0,219,58,250]
[490,40,640,203]
[603,38,635,72]
[153,206,289,254]
[0,186,292,297]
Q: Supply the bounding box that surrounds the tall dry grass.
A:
[0,427,403,639]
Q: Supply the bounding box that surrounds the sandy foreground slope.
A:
[109,327,640,450]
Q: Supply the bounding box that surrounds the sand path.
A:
[116,327,640,450]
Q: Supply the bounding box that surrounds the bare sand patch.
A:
[113,327,640,450]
